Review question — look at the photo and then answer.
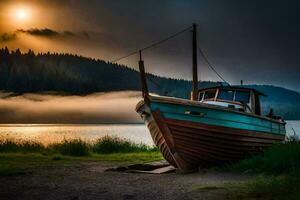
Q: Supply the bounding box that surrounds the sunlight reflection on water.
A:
[0,124,154,146]
[0,121,299,146]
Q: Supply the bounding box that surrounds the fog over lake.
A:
[0,91,299,146]
[0,91,143,124]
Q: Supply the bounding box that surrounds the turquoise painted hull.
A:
[136,96,286,172]
[150,101,286,136]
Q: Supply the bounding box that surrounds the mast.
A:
[138,50,149,99]
[191,23,198,101]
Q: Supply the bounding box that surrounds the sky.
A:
[0,0,299,92]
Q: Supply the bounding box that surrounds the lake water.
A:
[0,121,299,146]
[0,124,154,146]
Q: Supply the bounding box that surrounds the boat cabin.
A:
[197,86,265,115]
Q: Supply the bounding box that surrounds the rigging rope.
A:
[197,46,230,85]
[110,25,192,63]
[110,24,230,88]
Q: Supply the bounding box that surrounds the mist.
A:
[0,91,143,124]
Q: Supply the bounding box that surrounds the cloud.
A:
[17,28,76,37]
[17,28,59,37]
[0,91,143,124]
[0,33,17,42]
[0,28,80,43]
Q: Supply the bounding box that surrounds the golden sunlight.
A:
[16,8,28,20]
[15,6,30,21]
[8,4,34,25]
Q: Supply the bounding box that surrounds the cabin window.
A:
[204,90,216,100]
[235,91,250,103]
[198,92,204,101]
[218,89,234,101]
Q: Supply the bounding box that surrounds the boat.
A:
[135,24,286,172]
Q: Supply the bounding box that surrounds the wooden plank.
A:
[152,109,197,172]
[166,118,285,140]
[152,110,175,149]
[147,120,176,167]
[170,127,280,144]
[172,133,269,152]
[126,165,176,174]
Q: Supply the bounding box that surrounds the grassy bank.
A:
[0,136,158,156]
[227,141,300,200]
[193,174,300,200]
[194,141,300,200]
[229,141,300,175]
[0,136,163,176]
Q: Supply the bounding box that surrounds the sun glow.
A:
[6,4,34,26]
[15,6,30,21]
[16,8,28,20]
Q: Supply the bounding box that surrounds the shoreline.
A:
[1,137,300,199]
[0,152,253,200]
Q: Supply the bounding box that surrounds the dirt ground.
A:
[0,161,252,200]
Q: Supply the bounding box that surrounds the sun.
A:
[9,5,33,26]
[15,7,29,21]
[5,3,36,28]
[16,9,28,20]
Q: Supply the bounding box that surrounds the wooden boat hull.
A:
[136,96,286,172]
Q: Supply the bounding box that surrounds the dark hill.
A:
[247,85,300,120]
[0,47,299,119]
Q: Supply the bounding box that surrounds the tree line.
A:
[0,47,299,119]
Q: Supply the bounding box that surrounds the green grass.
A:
[0,152,163,176]
[0,153,73,176]
[92,136,158,154]
[228,141,300,175]
[0,136,158,156]
[0,136,163,176]
[205,141,300,200]
[195,174,300,200]
[243,174,300,200]
[0,139,45,153]
[49,139,91,156]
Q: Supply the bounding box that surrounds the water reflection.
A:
[0,121,299,146]
[0,124,154,146]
